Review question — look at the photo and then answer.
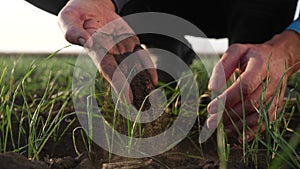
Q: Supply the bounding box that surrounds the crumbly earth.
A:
[0,51,299,169]
[0,131,271,169]
[1,111,299,169]
[113,45,155,111]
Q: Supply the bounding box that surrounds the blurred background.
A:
[0,0,299,54]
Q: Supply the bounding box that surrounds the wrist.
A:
[265,30,300,75]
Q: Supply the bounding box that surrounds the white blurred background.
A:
[0,0,299,54]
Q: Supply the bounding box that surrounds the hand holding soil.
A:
[113,45,156,111]
[87,31,158,110]
[59,0,158,106]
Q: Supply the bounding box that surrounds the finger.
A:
[58,9,92,47]
[222,72,288,125]
[83,18,102,31]
[224,98,273,138]
[222,83,268,125]
[134,46,158,85]
[224,112,260,138]
[97,18,136,54]
[90,30,118,55]
[208,50,266,114]
[239,124,266,143]
[208,44,249,91]
[115,36,140,54]
[238,99,281,142]
[222,97,259,126]
[98,53,133,103]
[114,36,158,85]
[223,82,277,125]
[206,113,222,130]
[225,91,281,140]
[108,35,139,56]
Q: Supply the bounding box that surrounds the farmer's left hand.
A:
[207,30,300,142]
[58,0,157,103]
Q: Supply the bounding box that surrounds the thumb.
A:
[208,44,249,91]
[65,25,92,48]
[135,46,158,85]
[58,9,92,47]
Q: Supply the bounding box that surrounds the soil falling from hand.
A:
[113,45,155,111]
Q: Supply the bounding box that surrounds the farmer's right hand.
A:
[58,0,157,103]
[207,30,300,142]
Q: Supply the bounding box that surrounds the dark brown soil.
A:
[1,51,299,169]
[0,130,253,169]
[0,151,102,169]
[1,86,299,169]
[113,45,155,111]
[1,111,299,169]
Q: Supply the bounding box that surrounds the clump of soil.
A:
[0,133,251,169]
[0,152,47,169]
[2,109,299,169]
[0,152,101,169]
[113,45,155,111]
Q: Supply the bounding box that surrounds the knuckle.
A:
[241,81,255,95]
[228,43,245,52]
[248,99,259,110]
[247,48,261,57]
[230,43,243,49]
[65,28,77,43]
[64,33,73,43]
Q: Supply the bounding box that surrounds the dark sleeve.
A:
[25,0,69,15]
[112,0,131,13]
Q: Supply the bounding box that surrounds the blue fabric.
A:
[112,0,131,13]
[287,13,300,34]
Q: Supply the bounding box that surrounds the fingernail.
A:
[208,75,218,91]
[78,38,86,46]
[208,120,217,129]
[208,103,218,114]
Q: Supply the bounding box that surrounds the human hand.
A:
[207,30,300,142]
[58,0,157,103]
